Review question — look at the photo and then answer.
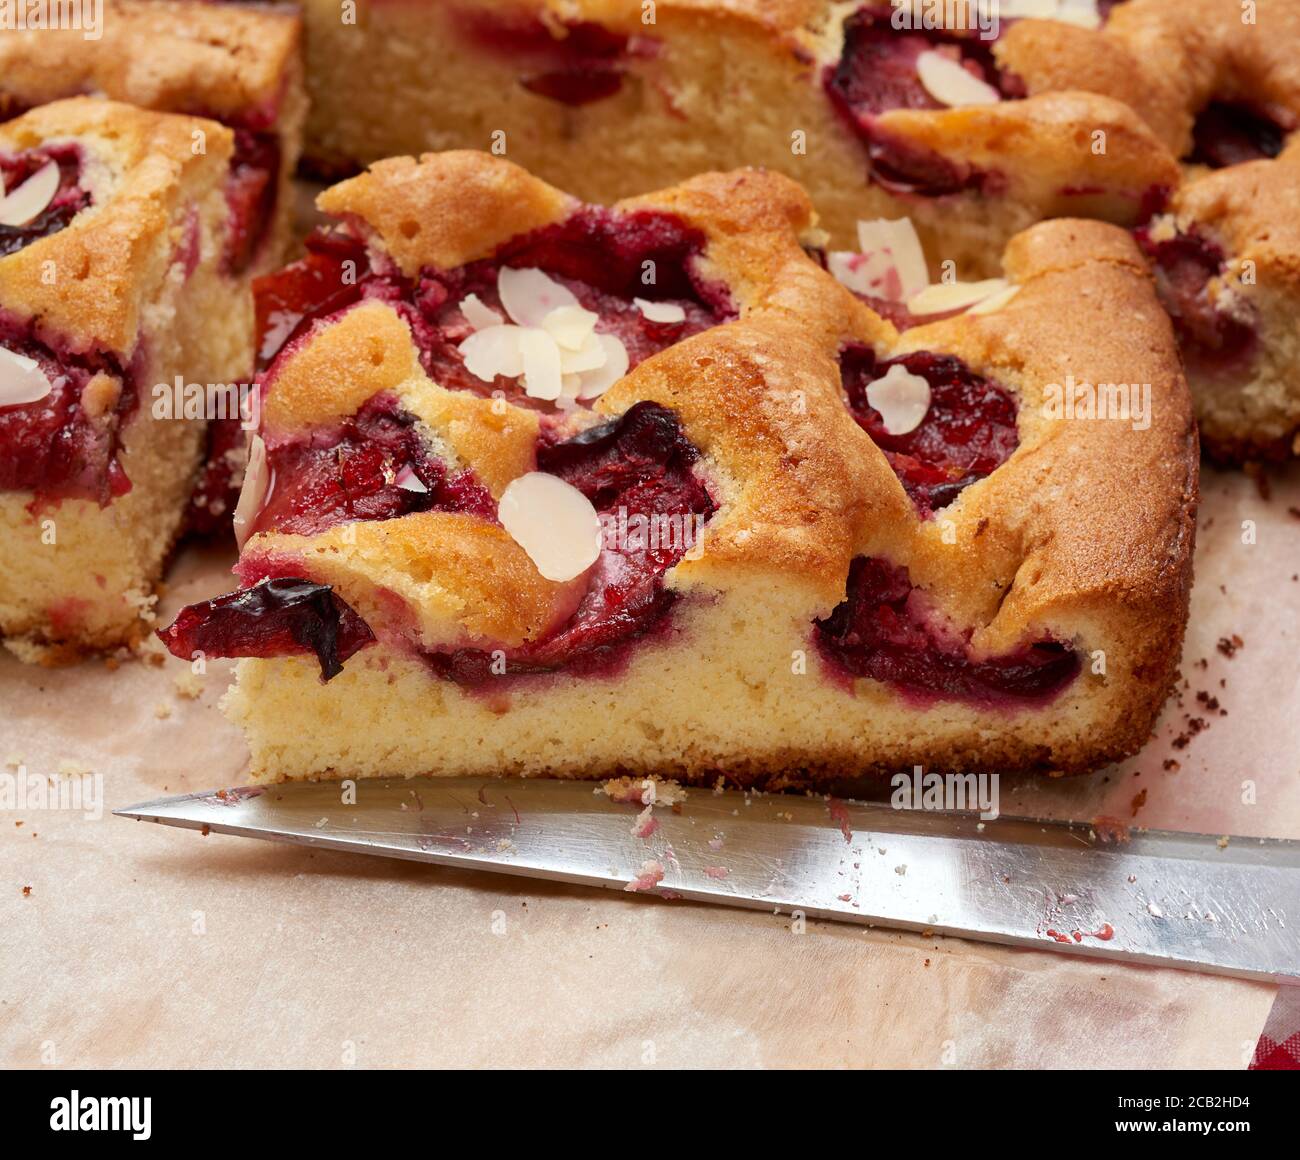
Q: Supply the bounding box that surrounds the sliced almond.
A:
[559,330,608,375]
[965,283,1020,315]
[459,325,525,382]
[908,277,1011,316]
[634,298,686,324]
[857,218,930,301]
[518,328,563,401]
[498,267,579,328]
[1053,0,1102,30]
[0,161,60,228]
[0,347,55,406]
[916,51,1001,109]
[393,465,428,493]
[498,472,601,582]
[542,303,599,351]
[866,364,932,436]
[459,293,503,331]
[233,435,269,549]
[576,334,629,400]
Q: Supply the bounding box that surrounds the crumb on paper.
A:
[172,670,204,699]
[56,759,91,777]
[154,700,173,720]
[21,885,32,897]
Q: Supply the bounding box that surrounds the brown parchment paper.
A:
[1,463,1296,1070]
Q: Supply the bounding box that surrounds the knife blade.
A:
[115,777,1300,983]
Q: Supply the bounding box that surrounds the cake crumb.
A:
[172,670,204,699]
[1216,835,1230,850]
[57,759,91,777]
[154,700,173,720]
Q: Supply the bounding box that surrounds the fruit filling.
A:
[814,557,1080,705]
[0,144,90,256]
[426,401,716,684]
[249,393,496,540]
[0,320,133,506]
[825,6,1022,196]
[840,345,1019,515]
[451,8,656,106]
[161,401,716,683]
[222,127,281,275]
[158,578,375,680]
[1186,101,1289,169]
[255,207,730,409]
[1133,220,1256,374]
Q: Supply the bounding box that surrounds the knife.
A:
[115,777,1300,983]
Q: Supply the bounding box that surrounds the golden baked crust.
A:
[0,97,233,355]
[0,0,301,125]
[194,151,1197,781]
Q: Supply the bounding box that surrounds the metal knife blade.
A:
[115,777,1300,983]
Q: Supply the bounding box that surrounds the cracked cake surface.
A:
[160,151,1197,785]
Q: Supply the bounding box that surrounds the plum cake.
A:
[1136,138,1300,461]
[0,99,253,661]
[0,0,305,277]
[291,0,1178,277]
[159,152,1197,785]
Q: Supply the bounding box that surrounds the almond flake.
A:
[1053,0,1102,30]
[576,334,629,400]
[865,364,931,436]
[498,267,579,328]
[908,277,1011,315]
[233,435,269,549]
[518,328,563,401]
[0,161,60,227]
[830,218,930,302]
[541,304,599,351]
[966,283,1020,315]
[634,298,686,324]
[459,293,503,331]
[559,331,608,375]
[459,325,525,382]
[393,465,428,493]
[498,472,601,582]
[916,51,1001,109]
[0,346,55,406]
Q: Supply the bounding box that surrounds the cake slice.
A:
[160,152,1197,785]
[0,0,308,533]
[292,0,1178,276]
[0,99,253,661]
[1135,138,1300,461]
[0,0,305,276]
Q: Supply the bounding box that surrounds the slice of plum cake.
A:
[0,99,253,660]
[159,152,1196,785]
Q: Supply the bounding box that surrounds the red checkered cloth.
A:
[1251,988,1300,1070]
